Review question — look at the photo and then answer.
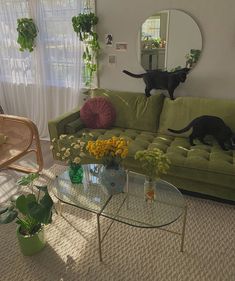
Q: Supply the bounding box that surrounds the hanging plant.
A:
[72,12,100,87]
[17,18,38,52]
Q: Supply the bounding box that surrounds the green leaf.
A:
[34,185,48,193]
[17,173,38,186]
[40,192,53,210]
[26,194,37,204]
[0,210,18,224]
[27,201,45,223]
[16,194,36,215]
[15,195,27,215]
[11,194,21,203]
[0,207,8,215]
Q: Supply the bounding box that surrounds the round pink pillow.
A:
[80,97,116,129]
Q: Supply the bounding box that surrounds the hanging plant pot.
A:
[72,12,100,87]
[17,18,38,52]
[72,12,98,40]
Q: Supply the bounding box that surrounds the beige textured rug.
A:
[0,165,234,281]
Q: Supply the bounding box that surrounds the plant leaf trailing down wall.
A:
[17,18,38,52]
[72,12,100,87]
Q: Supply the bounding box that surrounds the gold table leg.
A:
[180,205,187,252]
[97,214,102,262]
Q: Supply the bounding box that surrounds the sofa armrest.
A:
[48,107,81,141]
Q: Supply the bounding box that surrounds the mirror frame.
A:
[138,9,203,72]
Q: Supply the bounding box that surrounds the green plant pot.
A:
[16,226,46,256]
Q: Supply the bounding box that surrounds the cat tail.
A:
[168,122,193,134]
[123,70,144,78]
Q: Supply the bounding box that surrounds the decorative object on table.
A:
[80,97,116,129]
[17,173,39,194]
[0,185,53,256]
[135,148,170,202]
[86,137,129,195]
[16,18,38,52]
[50,133,93,184]
[68,162,84,184]
[72,12,100,87]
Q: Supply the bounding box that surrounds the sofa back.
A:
[158,96,235,137]
[91,88,165,133]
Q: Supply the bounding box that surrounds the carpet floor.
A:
[0,164,234,281]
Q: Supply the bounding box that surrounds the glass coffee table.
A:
[51,164,187,261]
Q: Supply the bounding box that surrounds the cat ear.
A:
[180,73,187,82]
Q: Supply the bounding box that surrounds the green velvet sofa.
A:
[48,89,235,203]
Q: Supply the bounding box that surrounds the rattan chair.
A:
[0,114,43,173]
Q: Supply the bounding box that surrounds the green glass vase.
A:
[68,163,83,184]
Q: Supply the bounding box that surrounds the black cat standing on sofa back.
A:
[168,115,235,151]
[123,68,190,100]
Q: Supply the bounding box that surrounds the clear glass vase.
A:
[144,177,156,202]
[99,164,126,195]
[68,163,83,184]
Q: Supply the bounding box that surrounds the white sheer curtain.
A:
[0,0,91,138]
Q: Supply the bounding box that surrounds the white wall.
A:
[166,10,202,70]
[97,0,235,100]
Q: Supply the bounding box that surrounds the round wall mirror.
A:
[139,10,202,71]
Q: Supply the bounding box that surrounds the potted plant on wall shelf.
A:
[17,18,38,52]
[72,12,100,87]
[0,185,53,256]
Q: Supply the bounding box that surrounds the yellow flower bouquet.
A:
[135,148,170,202]
[86,136,129,168]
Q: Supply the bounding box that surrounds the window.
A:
[0,0,83,88]
[141,16,161,40]
[0,0,33,84]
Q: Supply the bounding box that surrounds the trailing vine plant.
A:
[72,12,100,87]
[17,18,38,52]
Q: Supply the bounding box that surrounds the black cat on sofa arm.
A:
[123,68,190,100]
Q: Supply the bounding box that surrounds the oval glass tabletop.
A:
[102,172,186,228]
[51,164,111,214]
[51,164,186,228]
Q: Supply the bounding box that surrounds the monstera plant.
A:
[72,12,100,87]
[0,184,53,256]
[17,18,38,52]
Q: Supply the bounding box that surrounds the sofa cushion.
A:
[73,128,235,189]
[80,97,116,129]
[90,88,165,133]
[158,97,235,137]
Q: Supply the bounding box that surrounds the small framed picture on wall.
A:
[115,42,128,51]
[105,34,113,46]
[108,55,116,66]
